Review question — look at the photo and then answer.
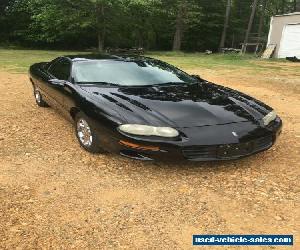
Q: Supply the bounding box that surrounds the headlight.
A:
[263,111,277,126]
[119,124,179,138]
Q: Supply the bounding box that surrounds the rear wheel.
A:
[33,86,48,107]
[75,113,104,153]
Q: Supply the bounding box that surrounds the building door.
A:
[278,23,300,58]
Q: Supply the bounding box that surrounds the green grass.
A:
[0,48,291,73]
[149,51,260,70]
[0,48,85,72]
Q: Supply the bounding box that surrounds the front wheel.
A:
[75,113,104,153]
[33,87,48,107]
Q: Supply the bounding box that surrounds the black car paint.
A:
[29,54,282,161]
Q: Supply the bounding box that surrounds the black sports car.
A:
[29,54,282,161]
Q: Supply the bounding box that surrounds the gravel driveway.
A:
[0,67,299,249]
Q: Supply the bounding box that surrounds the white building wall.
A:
[267,13,300,58]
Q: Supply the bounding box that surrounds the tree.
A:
[281,0,285,13]
[95,1,105,51]
[243,0,258,52]
[257,0,267,42]
[1,0,292,52]
[296,0,300,11]
[172,1,187,51]
[0,0,10,42]
[219,0,232,50]
[121,0,156,49]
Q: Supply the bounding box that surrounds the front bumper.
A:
[104,118,282,162]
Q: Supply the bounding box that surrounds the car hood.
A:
[79,82,272,128]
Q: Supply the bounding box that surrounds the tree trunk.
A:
[296,0,300,11]
[172,3,186,51]
[98,31,104,52]
[243,0,258,52]
[219,0,231,51]
[257,0,267,42]
[281,0,286,14]
[138,30,143,48]
[96,2,105,52]
[231,33,235,48]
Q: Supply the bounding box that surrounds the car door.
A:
[61,79,79,122]
[47,58,72,111]
[34,59,61,105]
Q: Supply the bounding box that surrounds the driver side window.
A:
[48,58,71,81]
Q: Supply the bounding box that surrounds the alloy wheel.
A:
[77,118,93,147]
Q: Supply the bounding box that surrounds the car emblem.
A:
[232,132,238,137]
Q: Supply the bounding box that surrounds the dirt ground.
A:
[0,66,299,249]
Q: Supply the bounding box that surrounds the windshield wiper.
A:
[77,81,119,86]
[150,81,196,87]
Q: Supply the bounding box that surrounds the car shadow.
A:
[111,152,266,174]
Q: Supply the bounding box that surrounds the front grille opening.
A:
[182,135,273,160]
[182,146,217,159]
[120,149,153,161]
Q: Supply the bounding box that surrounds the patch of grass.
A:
[0,48,296,74]
[0,48,85,72]
[148,51,260,70]
[148,51,300,74]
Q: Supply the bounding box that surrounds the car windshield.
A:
[73,60,196,86]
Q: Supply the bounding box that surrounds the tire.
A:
[33,86,48,107]
[75,112,104,153]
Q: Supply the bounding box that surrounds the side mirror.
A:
[49,79,65,86]
[191,74,202,81]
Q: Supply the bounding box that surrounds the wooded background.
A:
[1,0,300,52]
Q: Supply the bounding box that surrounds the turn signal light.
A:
[119,140,160,151]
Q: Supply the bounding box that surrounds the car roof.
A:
[64,54,151,62]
